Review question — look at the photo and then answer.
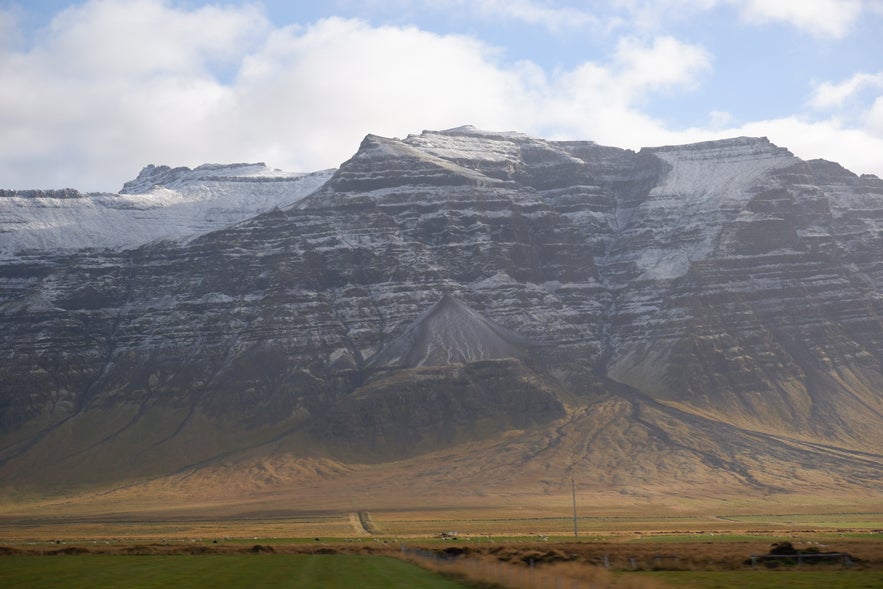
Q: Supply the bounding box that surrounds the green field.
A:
[0,554,472,589]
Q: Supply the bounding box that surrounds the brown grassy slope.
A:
[1,392,879,528]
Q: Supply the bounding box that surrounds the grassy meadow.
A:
[1,491,881,589]
[1,531,882,589]
[0,553,474,589]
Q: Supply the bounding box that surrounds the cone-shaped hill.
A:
[368,293,536,369]
[318,295,562,459]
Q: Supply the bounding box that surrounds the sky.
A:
[1,0,882,192]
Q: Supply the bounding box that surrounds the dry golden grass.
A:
[1,403,880,545]
[1,488,880,544]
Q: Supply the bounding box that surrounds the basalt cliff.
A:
[1,126,881,500]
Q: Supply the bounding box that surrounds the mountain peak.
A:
[643,136,794,160]
[120,162,301,194]
[120,163,191,194]
[435,125,529,139]
[318,132,503,195]
[367,294,535,369]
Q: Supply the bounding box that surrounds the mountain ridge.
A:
[0,164,334,256]
[0,127,881,502]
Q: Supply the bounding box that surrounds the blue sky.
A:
[1,0,881,191]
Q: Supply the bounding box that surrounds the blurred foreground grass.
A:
[639,569,883,589]
[0,553,472,589]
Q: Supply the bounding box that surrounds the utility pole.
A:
[571,478,579,541]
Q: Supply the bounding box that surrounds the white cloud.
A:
[230,18,535,171]
[42,0,268,76]
[393,0,600,31]
[232,27,711,173]
[809,72,883,109]
[398,0,870,39]
[465,0,599,31]
[0,8,23,51]
[797,71,883,175]
[0,2,715,191]
[867,96,883,135]
[733,116,883,176]
[611,0,719,31]
[532,35,712,147]
[1,0,881,192]
[736,0,863,38]
[613,36,711,94]
[615,0,865,38]
[708,110,734,128]
[0,0,264,190]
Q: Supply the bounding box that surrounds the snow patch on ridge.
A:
[120,162,304,194]
[645,137,797,208]
[405,127,525,164]
[0,166,334,256]
[631,137,799,280]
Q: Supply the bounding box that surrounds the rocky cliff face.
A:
[0,126,881,495]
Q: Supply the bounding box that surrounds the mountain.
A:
[0,126,881,503]
[0,163,333,256]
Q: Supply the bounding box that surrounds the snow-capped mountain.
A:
[0,163,333,256]
[1,127,881,498]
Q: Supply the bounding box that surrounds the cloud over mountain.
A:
[0,0,881,192]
